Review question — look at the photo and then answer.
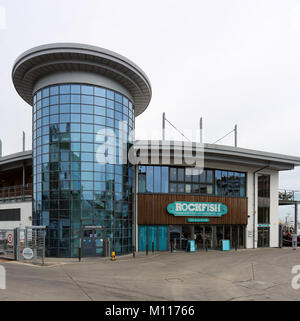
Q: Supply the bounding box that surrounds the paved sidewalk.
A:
[0,248,299,301]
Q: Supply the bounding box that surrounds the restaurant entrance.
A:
[193,225,246,250]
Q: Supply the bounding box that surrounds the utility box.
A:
[222,240,230,251]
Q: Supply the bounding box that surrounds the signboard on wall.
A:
[167,201,228,217]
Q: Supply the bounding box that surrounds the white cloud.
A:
[0,6,6,30]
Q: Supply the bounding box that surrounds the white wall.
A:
[205,162,279,249]
[0,202,32,229]
[269,170,279,247]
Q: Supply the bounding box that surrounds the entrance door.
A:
[194,225,205,250]
[169,225,182,251]
[82,227,105,257]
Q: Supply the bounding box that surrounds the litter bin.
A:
[221,240,230,251]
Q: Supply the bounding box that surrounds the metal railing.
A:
[0,184,32,203]
[279,189,300,202]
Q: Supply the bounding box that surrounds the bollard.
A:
[152,241,154,253]
[133,246,136,259]
[78,247,82,262]
[111,251,116,261]
[42,248,45,266]
[146,244,149,256]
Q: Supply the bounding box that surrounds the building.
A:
[0,43,299,257]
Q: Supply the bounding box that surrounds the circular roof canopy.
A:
[12,43,152,116]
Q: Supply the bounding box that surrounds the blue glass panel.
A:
[149,226,157,251]
[71,85,81,94]
[60,85,71,94]
[107,90,114,100]
[71,114,80,122]
[81,105,93,114]
[71,124,80,132]
[95,87,105,97]
[70,94,80,104]
[162,167,169,193]
[60,114,70,123]
[50,105,59,115]
[154,166,161,193]
[81,143,93,152]
[158,226,168,251]
[138,225,147,251]
[50,115,59,124]
[94,96,105,106]
[146,166,153,193]
[106,109,114,118]
[82,85,93,95]
[81,124,93,133]
[81,133,93,143]
[107,100,114,109]
[81,114,93,124]
[50,86,59,95]
[42,88,49,98]
[71,104,80,113]
[81,95,93,105]
[115,93,122,103]
[50,96,59,105]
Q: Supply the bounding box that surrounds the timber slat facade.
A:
[137,194,248,225]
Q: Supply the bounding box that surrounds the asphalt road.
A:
[0,248,299,301]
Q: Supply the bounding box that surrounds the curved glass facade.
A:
[33,84,134,257]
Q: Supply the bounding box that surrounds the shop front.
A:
[138,223,246,251]
[137,187,248,251]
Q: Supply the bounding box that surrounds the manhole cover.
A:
[236,280,278,290]
[166,278,183,283]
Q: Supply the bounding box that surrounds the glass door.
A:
[194,225,205,250]
[82,228,94,257]
[82,227,105,257]
[94,229,104,256]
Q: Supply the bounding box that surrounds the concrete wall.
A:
[0,201,32,229]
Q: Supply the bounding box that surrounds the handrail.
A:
[279,189,300,202]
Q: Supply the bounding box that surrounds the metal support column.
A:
[200,117,203,144]
[295,203,298,248]
[162,112,166,141]
[234,124,237,147]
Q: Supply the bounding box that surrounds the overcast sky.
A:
[0,0,299,219]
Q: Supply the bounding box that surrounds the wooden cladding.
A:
[137,194,248,225]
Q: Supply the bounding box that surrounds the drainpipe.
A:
[253,165,270,249]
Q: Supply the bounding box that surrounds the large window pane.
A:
[161,167,169,193]
[146,166,153,193]
[138,166,146,193]
[154,167,161,193]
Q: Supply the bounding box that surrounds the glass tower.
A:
[33,83,135,257]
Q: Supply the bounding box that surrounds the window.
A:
[258,207,270,224]
[138,166,246,197]
[154,167,161,193]
[258,175,270,198]
[138,166,146,193]
[146,166,153,193]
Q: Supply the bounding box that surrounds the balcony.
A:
[279,189,300,205]
[0,184,32,203]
